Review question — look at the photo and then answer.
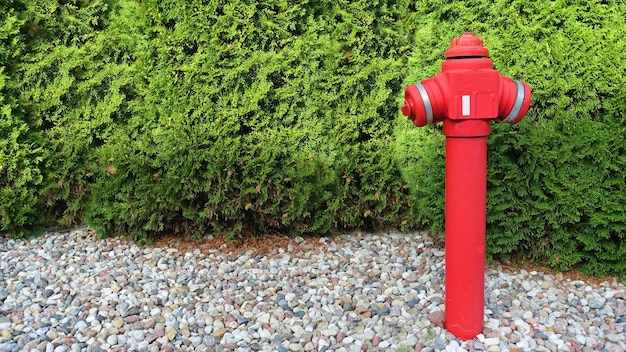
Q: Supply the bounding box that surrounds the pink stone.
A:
[145,333,159,343]
[140,318,155,329]
[125,316,139,324]
[427,311,445,328]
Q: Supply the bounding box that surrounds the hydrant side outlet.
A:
[499,79,532,124]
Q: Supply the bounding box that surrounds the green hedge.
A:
[487,117,626,276]
[396,0,626,277]
[85,0,419,242]
[7,0,421,242]
[2,0,625,277]
[0,0,47,236]
[12,0,121,231]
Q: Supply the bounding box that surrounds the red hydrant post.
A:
[401,33,531,340]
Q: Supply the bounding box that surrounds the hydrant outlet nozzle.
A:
[401,101,412,117]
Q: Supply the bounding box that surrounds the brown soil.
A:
[496,257,623,287]
[148,232,309,257]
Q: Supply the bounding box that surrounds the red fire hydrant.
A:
[401,33,531,340]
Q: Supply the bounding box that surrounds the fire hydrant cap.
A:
[444,32,489,58]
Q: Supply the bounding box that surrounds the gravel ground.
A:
[0,227,624,352]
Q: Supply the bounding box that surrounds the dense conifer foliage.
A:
[1,0,624,277]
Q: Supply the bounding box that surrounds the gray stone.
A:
[589,299,606,309]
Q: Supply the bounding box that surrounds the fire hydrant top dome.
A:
[444,32,490,58]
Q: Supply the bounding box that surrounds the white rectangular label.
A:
[462,95,471,116]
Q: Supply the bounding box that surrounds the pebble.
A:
[0,228,624,351]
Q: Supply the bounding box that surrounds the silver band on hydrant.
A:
[415,83,433,125]
[503,80,525,123]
